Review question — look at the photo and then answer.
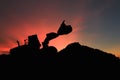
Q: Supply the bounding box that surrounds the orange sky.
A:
[0,0,120,57]
[0,18,83,52]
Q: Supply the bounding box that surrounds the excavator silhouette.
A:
[10,20,72,55]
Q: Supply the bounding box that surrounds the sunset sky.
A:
[0,0,120,57]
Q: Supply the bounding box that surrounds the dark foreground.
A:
[0,42,120,78]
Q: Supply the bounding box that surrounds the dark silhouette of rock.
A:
[58,42,120,65]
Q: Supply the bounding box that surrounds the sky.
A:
[0,0,120,57]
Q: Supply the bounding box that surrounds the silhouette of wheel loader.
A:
[28,34,41,49]
[42,20,72,48]
[10,20,72,55]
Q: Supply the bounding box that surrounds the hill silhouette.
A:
[58,42,120,65]
[0,41,120,76]
[1,41,119,65]
[0,21,120,73]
